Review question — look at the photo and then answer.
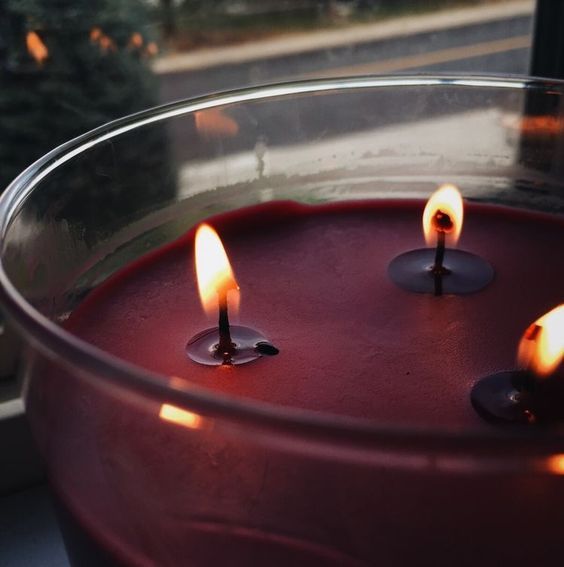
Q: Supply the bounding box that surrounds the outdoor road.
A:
[156,12,533,163]
[159,13,533,103]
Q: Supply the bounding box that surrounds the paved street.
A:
[155,6,534,165]
[158,12,533,103]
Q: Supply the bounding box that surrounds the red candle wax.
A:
[29,199,564,567]
[67,199,564,431]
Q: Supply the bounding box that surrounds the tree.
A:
[0,0,176,231]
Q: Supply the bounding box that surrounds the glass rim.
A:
[2,74,564,457]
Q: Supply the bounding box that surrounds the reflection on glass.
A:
[1,0,534,194]
[154,0,532,102]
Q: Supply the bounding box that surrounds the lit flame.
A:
[422,184,464,247]
[159,404,203,430]
[195,224,240,318]
[545,454,564,475]
[26,31,48,65]
[517,305,564,378]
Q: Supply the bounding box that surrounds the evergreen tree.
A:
[0,0,176,231]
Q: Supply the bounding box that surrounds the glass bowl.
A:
[1,76,564,566]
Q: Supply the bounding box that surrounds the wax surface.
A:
[67,200,564,431]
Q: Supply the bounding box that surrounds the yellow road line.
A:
[302,34,531,78]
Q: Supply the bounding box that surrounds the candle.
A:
[472,304,564,424]
[389,184,494,296]
[3,71,562,566]
[64,199,563,427]
[186,223,279,366]
[24,198,564,566]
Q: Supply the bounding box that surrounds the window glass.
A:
[1,0,533,190]
[0,0,537,495]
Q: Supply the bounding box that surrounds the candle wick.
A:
[431,230,449,296]
[217,290,235,364]
[430,210,454,296]
[433,230,446,272]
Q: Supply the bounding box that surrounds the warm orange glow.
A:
[520,116,562,137]
[26,31,48,65]
[518,305,564,378]
[422,184,464,247]
[128,32,144,49]
[90,28,116,53]
[503,114,563,138]
[159,404,203,430]
[195,224,240,318]
[195,109,239,138]
[98,34,116,53]
[545,454,564,475]
[90,27,102,42]
[145,42,159,56]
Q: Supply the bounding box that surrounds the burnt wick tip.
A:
[432,209,454,233]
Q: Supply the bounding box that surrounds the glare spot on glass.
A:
[159,404,204,430]
[545,454,564,475]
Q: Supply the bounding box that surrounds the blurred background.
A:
[0,0,535,192]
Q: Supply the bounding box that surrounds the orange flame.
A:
[517,305,564,378]
[26,31,48,65]
[545,454,564,475]
[422,184,464,247]
[195,109,239,138]
[195,224,240,318]
[159,404,203,430]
